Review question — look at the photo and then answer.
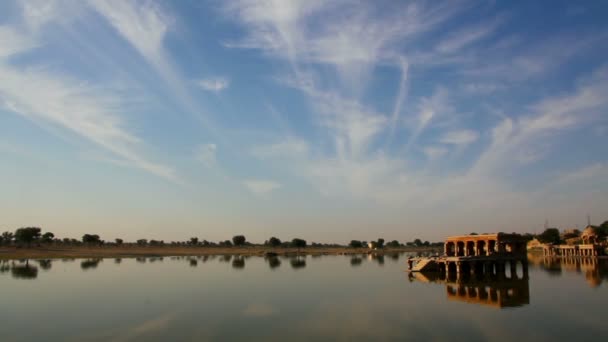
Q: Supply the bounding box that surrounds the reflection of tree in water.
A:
[61,258,75,263]
[81,259,102,270]
[266,256,281,270]
[189,258,198,267]
[290,257,306,270]
[388,252,400,261]
[11,262,39,279]
[0,260,11,273]
[114,258,122,264]
[37,259,52,270]
[220,255,232,262]
[371,254,385,266]
[232,256,245,270]
[350,257,363,267]
[136,257,147,263]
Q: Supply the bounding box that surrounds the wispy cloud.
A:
[242,179,281,195]
[439,129,479,146]
[423,146,448,160]
[0,13,178,182]
[196,77,230,92]
[251,137,308,160]
[435,17,503,54]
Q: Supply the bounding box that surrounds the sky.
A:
[1,0,607,243]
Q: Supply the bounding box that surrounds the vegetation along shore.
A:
[0,227,441,260]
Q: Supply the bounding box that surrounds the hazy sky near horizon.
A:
[1,0,608,243]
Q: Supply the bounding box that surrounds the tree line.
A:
[0,227,441,249]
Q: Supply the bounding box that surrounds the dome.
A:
[581,226,598,244]
[581,226,597,237]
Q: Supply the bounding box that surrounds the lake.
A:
[1,253,607,341]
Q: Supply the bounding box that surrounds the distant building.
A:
[527,238,544,250]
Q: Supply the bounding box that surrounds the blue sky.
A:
[1,0,607,242]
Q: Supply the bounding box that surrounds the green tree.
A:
[413,239,422,247]
[267,237,281,247]
[41,232,55,243]
[136,239,147,246]
[597,220,608,237]
[189,237,199,246]
[232,235,246,246]
[376,238,385,248]
[349,240,363,248]
[15,227,42,246]
[537,228,561,244]
[291,238,307,250]
[387,240,400,248]
[82,234,101,245]
[115,238,123,245]
[2,231,14,244]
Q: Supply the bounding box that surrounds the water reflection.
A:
[369,254,384,265]
[528,253,608,288]
[11,262,38,279]
[290,256,306,270]
[350,256,363,266]
[115,258,122,264]
[81,259,102,270]
[1,260,11,273]
[37,259,52,270]
[410,272,530,309]
[220,255,232,262]
[189,258,198,267]
[232,256,245,270]
[265,256,281,270]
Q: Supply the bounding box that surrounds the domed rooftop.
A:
[581,226,598,244]
[582,226,597,236]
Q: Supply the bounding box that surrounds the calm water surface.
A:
[1,253,607,341]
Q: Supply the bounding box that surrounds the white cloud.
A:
[435,18,503,54]
[196,77,230,92]
[470,65,608,179]
[423,146,448,160]
[242,179,282,195]
[196,143,217,168]
[226,1,463,85]
[89,0,169,66]
[405,88,449,149]
[0,20,178,182]
[555,163,608,185]
[251,137,308,159]
[440,130,479,146]
[0,27,36,57]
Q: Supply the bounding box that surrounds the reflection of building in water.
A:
[409,272,530,309]
[528,253,608,288]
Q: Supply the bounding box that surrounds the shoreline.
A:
[0,245,441,260]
